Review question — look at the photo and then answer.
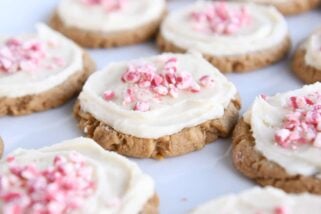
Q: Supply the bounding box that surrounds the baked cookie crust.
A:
[267,0,321,15]
[74,97,241,159]
[232,118,321,194]
[49,11,166,48]
[0,137,3,158]
[141,194,159,214]
[0,52,95,116]
[292,47,321,84]
[157,34,291,73]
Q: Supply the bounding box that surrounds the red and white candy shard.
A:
[0,152,95,214]
[0,37,65,73]
[103,57,215,112]
[190,2,251,35]
[274,92,321,149]
[81,0,126,12]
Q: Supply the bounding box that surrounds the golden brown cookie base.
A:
[0,52,95,116]
[157,34,291,73]
[74,97,241,159]
[141,194,159,214]
[232,119,321,194]
[292,47,321,84]
[267,0,321,15]
[0,137,4,158]
[49,11,166,48]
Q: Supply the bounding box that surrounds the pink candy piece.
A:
[0,152,95,214]
[190,1,251,35]
[274,206,289,214]
[274,92,321,149]
[199,75,215,88]
[134,101,150,112]
[103,90,116,101]
[81,0,126,12]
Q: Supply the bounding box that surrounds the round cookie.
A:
[0,24,95,116]
[292,29,321,84]
[74,52,241,159]
[157,1,291,73]
[237,0,321,16]
[0,137,158,213]
[233,83,321,194]
[191,187,321,213]
[50,0,167,48]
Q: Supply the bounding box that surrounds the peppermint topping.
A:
[0,153,95,214]
[81,0,126,12]
[102,57,215,112]
[0,38,65,73]
[274,92,321,149]
[190,2,251,35]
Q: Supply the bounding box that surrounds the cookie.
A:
[0,24,95,116]
[0,137,158,213]
[74,52,241,159]
[233,83,321,194]
[238,0,321,15]
[292,29,321,84]
[191,187,321,213]
[157,1,291,73]
[50,0,166,48]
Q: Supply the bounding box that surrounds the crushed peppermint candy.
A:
[190,2,251,35]
[0,37,65,73]
[81,0,126,12]
[103,57,215,112]
[274,92,321,149]
[0,152,95,214]
[274,205,289,214]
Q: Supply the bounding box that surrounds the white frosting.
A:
[238,0,288,4]
[0,24,83,98]
[191,187,321,214]
[304,30,321,70]
[57,0,166,32]
[0,137,155,214]
[245,83,321,176]
[160,1,288,56]
[79,52,238,139]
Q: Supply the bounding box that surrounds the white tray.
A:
[0,1,321,213]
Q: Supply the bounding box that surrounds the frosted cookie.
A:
[74,52,241,159]
[0,24,95,116]
[237,0,321,15]
[191,187,321,214]
[233,83,321,194]
[0,137,158,213]
[157,1,290,73]
[292,29,321,84]
[50,0,167,48]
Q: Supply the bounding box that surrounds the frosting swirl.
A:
[160,1,288,56]
[0,24,83,98]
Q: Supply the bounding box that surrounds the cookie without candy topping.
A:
[233,83,321,194]
[157,1,290,73]
[0,24,95,116]
[0,137,158,214]
[74,52,241,158]
[50,0,167,48]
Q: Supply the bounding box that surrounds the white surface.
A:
[0,1,320,213]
